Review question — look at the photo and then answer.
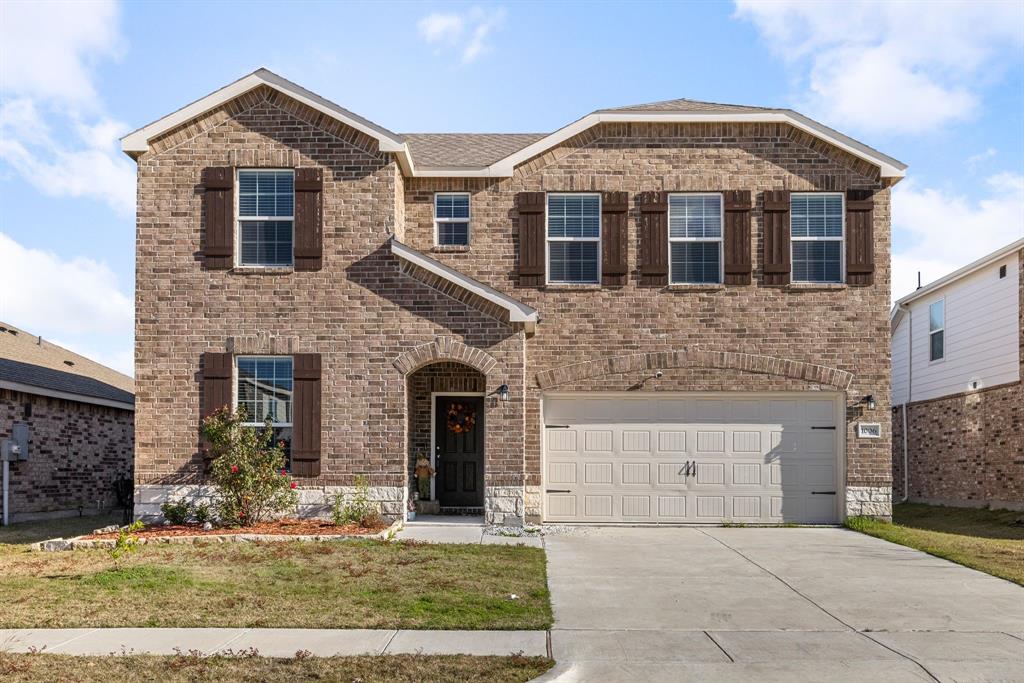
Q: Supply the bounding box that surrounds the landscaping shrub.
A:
[201,407,298,526]
[332,475,383,528]
[160,500,194,525]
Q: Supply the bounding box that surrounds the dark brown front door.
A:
[435,395,484,508]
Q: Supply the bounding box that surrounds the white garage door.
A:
[542,393,842,524]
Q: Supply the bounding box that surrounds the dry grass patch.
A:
[0,652,554,683]
[847,503,1024,585]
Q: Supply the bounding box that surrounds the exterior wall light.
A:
[863,394,876,410]
[497,384,510,402]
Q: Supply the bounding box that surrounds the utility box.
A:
[1,424,28,461]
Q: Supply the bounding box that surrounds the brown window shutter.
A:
[201,352,233,451]
[846,189,875,286]
[516,192,546,287]
[762,190,791,286]
[723,190,752,285]
[601,191,628,286]
[638,191,668,287]
[202,167,234,270]
[291,353,322,478]
[294,168,323,271]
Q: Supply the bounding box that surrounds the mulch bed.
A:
[83,518,388,540]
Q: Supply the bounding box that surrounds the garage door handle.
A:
[811,426,836,430]
[811,491,837,495]
[546,489,571,494]
[545,425,570,429]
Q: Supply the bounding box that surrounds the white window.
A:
[237,169,294,266]
[434,193,470,246]
[669,194,723,284]
[929,299,944,361]
[235,356,293,465]
[547,193,600,284]
[791,193,843,283]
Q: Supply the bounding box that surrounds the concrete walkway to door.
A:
[539,527,1024,682]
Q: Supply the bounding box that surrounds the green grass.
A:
[0,652,554,683]
[846,502,1024,585]
[0,516,552,630]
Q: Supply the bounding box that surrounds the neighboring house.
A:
[123,69,905,526]
[0,323,134,523]
[891,239,1024,510]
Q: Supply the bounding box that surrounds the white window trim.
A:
[668,192,724,285]
[790,192,845,284]
[928,298,945,363]
[234,168,296,268]
[233,355,294,428]
[433,192,471,246]
[545,192,602,285]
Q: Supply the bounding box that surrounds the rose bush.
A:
[200,407,298,526]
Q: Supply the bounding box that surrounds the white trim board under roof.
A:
[890,237,1024,330]
[390,239,539,324]
[122,68,906,179]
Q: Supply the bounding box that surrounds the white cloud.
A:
[734,1,1024,134]
[966,147,998,174]
[417,6,505,64]
[0,0,134,213]
[892,172,1024,301]
[0,233,134,375]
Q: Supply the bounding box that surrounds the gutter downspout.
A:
[898,302,912,503]
[2,459,8,526]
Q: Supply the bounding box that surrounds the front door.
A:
[435,395,485,508]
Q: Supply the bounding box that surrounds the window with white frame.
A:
[669,194,723,284]
[547,193,600,284]
[237,169,294,266]
[235,356,293,466]
[434,193,470,246]
[929,300,944,361]
[791,193,843,283]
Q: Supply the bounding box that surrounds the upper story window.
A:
[547,193,600,284]
[435,193,470,246]
[791,193,843,283]
[237,169,294,267]
[236,355,293,467]
[929,299,945,361]
[669,194,722,284]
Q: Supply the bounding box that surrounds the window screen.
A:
[237,170,294,266]
[791,193,843,283]
[236,356,293,466]
[435,193,470,246]
[669,194,722,284]
[547,194,600,284]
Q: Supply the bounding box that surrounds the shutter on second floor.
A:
[202,167,234,270]
[517,192,546,287]
[762,190,791,286]
[294,168,324,271]
[291,353,322,478]
[601,191,628,286]
[845,189,875,286]
[723,190,752,285]
[638,191,668,287]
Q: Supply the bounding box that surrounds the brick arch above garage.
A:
[392,337,499,377]
[534,350,854,391]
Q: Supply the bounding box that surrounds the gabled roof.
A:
[122,69,906,179]
[890,237,1024,330]
[0,322,134,409]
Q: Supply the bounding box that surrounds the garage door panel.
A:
[543,394,840,524]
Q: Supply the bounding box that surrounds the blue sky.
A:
[1,0,1022,375]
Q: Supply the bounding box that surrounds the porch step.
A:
[439,506,484,516]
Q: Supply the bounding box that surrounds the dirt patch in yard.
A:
[83,518,388,540]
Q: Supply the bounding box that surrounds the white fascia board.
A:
[390,239,539,323]
[478,112,907,179]
[122,69,405,156]
[893,238,1024,308]
[0,380,135,411]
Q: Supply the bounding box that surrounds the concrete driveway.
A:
[540,527,1024,682]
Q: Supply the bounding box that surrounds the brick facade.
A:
[892,250,1024,510]
[1,389,133,522]
[134,87,895,523]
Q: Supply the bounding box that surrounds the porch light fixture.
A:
[862,394,876,411]
[497,384,510,402]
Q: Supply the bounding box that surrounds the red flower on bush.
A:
[280,468,286,476]
[290,482,297,489]
[231,465,239,474]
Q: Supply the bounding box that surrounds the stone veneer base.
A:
[846,486,893,521]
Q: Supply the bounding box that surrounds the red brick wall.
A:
[1,389,133,521]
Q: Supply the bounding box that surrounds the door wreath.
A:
[446,402,477,434]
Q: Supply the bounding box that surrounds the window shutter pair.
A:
[760,189,874,285]
[199,352,322,477]
[201,167,323,271]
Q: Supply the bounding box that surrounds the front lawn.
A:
[0,517,551,630]
[0,652,554,683]
[846,502,1024,585]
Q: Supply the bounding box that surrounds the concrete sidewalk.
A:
[0,628,549,658]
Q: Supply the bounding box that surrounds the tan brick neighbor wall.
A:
[1,389,133,522]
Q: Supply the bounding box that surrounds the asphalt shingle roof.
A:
[402,133,547,168]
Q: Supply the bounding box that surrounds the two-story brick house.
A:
[124,69,904,525]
